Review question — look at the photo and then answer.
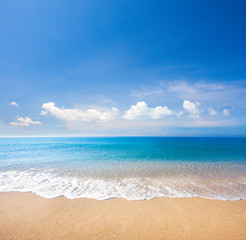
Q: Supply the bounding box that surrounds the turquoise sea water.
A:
[0,137,246,200]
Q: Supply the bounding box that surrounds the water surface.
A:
[0,137,245,200]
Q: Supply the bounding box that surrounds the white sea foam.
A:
[0,168,246,200]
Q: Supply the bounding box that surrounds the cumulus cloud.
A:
[10,117,41,126]
[208,108,217,116]
[41,102,119,122]
[123,101,172,120]
[223,109,231,117]
[183,100,200,119]
[10,101,19,107]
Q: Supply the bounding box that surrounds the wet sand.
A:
[0,192,246,240]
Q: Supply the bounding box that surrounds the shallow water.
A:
[0,137,246,200]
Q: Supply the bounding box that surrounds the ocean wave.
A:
[0,169,246,200]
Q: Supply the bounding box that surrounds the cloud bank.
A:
[6,97,240,135]
[40,100,234,126]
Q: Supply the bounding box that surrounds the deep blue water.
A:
[0,137,246,200]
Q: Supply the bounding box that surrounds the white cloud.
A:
[41,102,119,122]
[10,101,19,107]
[10,117,41,127]
[223,109,231,117]
[183,100,200,119]
[123,101,172,120]
[208,108,217,116]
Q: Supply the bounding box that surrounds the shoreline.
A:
[1,192,246,240]
[0,190,246,201]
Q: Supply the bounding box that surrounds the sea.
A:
[0,137,246,200]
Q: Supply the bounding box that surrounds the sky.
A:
[0,0,246,136]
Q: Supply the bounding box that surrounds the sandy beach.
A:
[0,192,245,240]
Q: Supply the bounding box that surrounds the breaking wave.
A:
[1,168,246,200]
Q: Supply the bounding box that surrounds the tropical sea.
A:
[0,137,246,200]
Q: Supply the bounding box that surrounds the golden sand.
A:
[0,192,246,240]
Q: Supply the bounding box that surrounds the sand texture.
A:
[0,192,246,240]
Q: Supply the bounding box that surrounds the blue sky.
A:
[1,0,246,136]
